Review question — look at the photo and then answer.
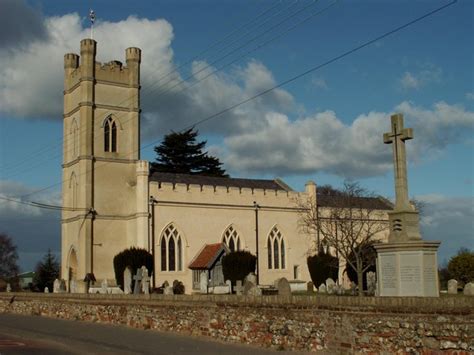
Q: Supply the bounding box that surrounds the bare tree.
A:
[296,181,389,296]
[0,233,19,281]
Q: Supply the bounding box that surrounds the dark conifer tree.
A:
[33,249,60,292]
[151,128,228,177]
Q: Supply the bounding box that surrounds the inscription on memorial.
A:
[380,254,397,291]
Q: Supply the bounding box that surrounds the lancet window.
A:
[222,225,241,252]
[104,116,117,152]
[160,224,183,272]
[267,226,285,269]
[71,119,79,159]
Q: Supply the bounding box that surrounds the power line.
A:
[0,195,86,212]
[18,0,457,200]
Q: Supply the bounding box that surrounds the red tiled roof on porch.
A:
[188,243,225,270]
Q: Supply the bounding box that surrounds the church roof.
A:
[317,195,393,210]
[150,172,292,191]
[188,243,228,270]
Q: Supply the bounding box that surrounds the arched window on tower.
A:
[222,225,241,252]
[104,116,117,152]
[267,226,285,269]
[160,224,183,272]
[69,172,77,209]
[71,119,79,159]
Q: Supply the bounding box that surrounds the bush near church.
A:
[447,248,474,287]
[307,249,338,288]
[113,247,153,290]
[222,251,256,286]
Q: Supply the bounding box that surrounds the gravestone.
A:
[245,284,262,296]
[464,282,474,296]
[53,279,61,293]
[141,266,150,295]
[6,283,11,292]
[447,279,458,295]
[245,273,257,286]
[366,272,376,296]
[225,280,232,294]
[101,279,108,294]
[235,280,243,295]
[375,113,440,297]
[59,279,67,292]
[318,284,326,294]
[133,268,142,294]
[326,278,336,295]
[200,271,208,294]
[70,280,76,293]
[44,287,49,293]
[123,267,132,294]
[243,280,255,295]
[164,286,174,295]
[307,281,314,292]
[336,284,344,296]
[276,278,291,297]
[349,281,357,296]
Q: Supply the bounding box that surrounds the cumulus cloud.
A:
[399,64,442,90]
[0,181,61,271]
[223,101,474,177]
[310,76,328,90]
[0,0,47,50]
[417,194,474,262]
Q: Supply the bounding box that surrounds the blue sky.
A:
[0,0,472,271]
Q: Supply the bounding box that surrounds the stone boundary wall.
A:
[1,293,473,353]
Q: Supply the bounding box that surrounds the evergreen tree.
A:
[33,249,60,292]
[151,128,228,177]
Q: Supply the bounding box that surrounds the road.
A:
[0,313,289,354]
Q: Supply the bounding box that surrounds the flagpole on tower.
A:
[89,9,96,40]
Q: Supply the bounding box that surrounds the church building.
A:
[61,39,391,293]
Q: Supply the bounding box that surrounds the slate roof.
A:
[317,194,393,210]
[188,243,228,270]
[150,172,292,191]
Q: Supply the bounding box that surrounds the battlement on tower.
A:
[63,39,141,91]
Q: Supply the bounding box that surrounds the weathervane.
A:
[89,9,96,40]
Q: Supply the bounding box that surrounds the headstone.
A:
[59,279,67,292]
[6,283,11,292]
[101,279,108,294]
[307,281,314,292]
[164,286,174,295]
[226,280,232,294]
[44,287,49,293]
[447,279,458,295]
[366,272,376,296]
[318,284,326,294]
[463,282,474,296]
[70,279,76,293]
[53,279,61,293]
[349,281,357,296]
[276,278,291,297]
[336,284,344,296]
[245,284,262,296]
[245,273,257,286]
[200,271,208,294]
[326,278,336,295]
[141,266,150,295]
[123,267,132,294]
[243,280,255,295]
[235,280,243,295]
[133,268,142,294]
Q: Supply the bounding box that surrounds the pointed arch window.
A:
[222,225,241,252]
[71,119,79,158]
[267,226,285,270]
[104,116,117,152]
[69,172,78,208]
[160,224,183,272]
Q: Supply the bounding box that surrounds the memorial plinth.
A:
[376,114,440,297]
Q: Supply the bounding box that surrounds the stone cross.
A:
[133,268,143,294]
[383,113,413,211]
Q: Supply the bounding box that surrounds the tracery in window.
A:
[267,226,285,269]
[222,225,241,252]
[160,224,183,271]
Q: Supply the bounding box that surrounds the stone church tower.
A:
[61,39,149,290]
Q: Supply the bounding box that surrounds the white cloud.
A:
[466,92,474,101]
[310,76,328,90]
[399,64,442,90]
[223,102,474,177]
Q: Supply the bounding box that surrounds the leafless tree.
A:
[296,181,389,296]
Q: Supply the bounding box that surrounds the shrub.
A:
[222,251,256,285]
[448,248,474,286]
[173,280,185,294]
[307,249,338,287]
[113,247,153,290]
